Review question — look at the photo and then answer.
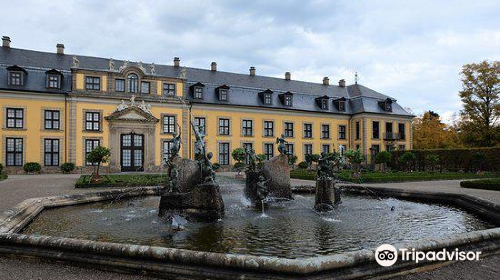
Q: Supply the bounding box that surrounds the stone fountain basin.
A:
[0,186,499,280]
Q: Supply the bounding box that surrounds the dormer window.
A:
[378,98,393,112]
[279,91,293,107]
[315,95,329,110]
[334,97,347,112]
[46,69,62,89]
[216,85,230,101]
[7,65,27,86]
[190,82,205,99]
[259,89,273,105]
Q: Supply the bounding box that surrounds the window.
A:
[85,139,100,166]
[398,144,406,151]
[264,143,274,160]
[5,138,23,166]
[321,124,330,139]
[127,74,138,93]
[355,121,361,140]
[47,74,60,89]
[303,123,312,138]
[338,101,346,112]
[8,71,23,86]
[385,102,392,112]
[115,79,125,92]
[338,125,346,139]
[163,115,176,133]
[284,95,293,107]
[242,120,253,136]
[194,87,203,99]
[386,122,393,139]
[163,83,176,96]
[371,144,380,155]
[44,139,59,166]
[285,143,294,155]
[322,144,330,154]
[219,118,230,135]
[284,122,294,137]
[372,121,380,139]
[264,93,272,105]
[386,144,394,151]
[264,120,274,137]
[399,123,406,140]
[219,143,230,165]
[219,89,228,101]
[6,108,23,128]
[194,117,206,134]
[339,145,346,157]
[304,144,313,158]
[141,81,150,94]
[356,144,360,150]
[85,76,100,90]
[85,112,100,131]
[163,140,173,163]
[321,99,328,110]
[44,110,60,130]
[243,143,253,164]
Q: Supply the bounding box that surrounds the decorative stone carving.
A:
[137,61,146,73]
[181,67,187,79]
[150,63,156,75]
[109,58,115,71]
[314,152,342,212]
[139,100,152,114]
[72,56,79,68]
[115,100,128,112]
[130,95,136,107]
[262,154,293,200]
[119,60,129,72]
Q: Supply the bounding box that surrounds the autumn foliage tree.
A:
[458,60,499,147]
[413,111,459,149]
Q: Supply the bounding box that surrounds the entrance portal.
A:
[120,133,144,172]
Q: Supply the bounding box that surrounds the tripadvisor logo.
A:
[375,244,481,267]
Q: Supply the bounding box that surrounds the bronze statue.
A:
[256,175,271,201]
[317,152,337,180]
[245,146,258,172]
[276,134,288,155]
[167,162,179,193]
[191,120,206,160]
[169,125,182,159]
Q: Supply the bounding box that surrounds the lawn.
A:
[460,178,500,191]
[290,169,500,183]
[76,174,167,188]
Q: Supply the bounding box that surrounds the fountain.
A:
[314,152,342,211]
[158,122,224,222]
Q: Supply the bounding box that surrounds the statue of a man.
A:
[256,175,271,201]
[169,130,181,159]
[109,58,115,71]
[130,95,136,107]
[72,56,80,68]
[203,152,216,183]
[150,63,156,75]
[245,146,258,172]
[276,134,288,155]
[191,120,206,160]
[317,152,336,180]
[167,164,179,193]
[115,100,128,112]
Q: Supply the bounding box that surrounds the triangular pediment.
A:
[105,106,159,123]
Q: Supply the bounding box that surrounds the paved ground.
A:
[0,174,499,279]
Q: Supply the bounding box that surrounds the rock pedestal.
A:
[158,181,224,222]
[314,178,341,212]
[167,156,200,193]
[244,171,260,203]
[262,154,293,200]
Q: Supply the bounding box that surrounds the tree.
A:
[231,148,246,175]
[398,152,416,172]
[413,111,460,149]
[345,149,365,175]
[458,60,499,147]
[375,151,391,172]
[86,146,111,180]
[305,154,320,170]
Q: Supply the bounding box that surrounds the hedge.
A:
[460,179,500,191]
[76,174,167,188]
[388,147,500,172]
[290,169,500,183]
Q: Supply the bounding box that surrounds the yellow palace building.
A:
[0,36,413,174]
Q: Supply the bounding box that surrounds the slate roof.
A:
[0,47,413,117]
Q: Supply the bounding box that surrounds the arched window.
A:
[127,73,138,93]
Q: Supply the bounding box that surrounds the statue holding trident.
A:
[168,124,182,160]
[191,120,206,161]
[276,134,288,156]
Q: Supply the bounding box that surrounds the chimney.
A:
[211,62,217,71]
[249,66,256,76]
[2,36,11,48]
[323,77,329,85]
[173,57,180,67]
[285,71,291,80]
[56,44,64,55]
[338,79,346,87]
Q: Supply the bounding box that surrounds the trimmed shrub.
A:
[288,155,298,165]
[231,148,246,163]
[298,161,309,170]
[460,179,500,191]
[23,162,41,173]
[61,162,76,174]
[399,152,416,171]
[233,162,246,173]
[390,147,500,172]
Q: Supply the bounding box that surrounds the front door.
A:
[120,133,144,172]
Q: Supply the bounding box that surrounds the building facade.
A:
[0,37,413,174]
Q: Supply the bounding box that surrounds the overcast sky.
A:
[2,0,499,122]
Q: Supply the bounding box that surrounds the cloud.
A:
[1,0,499,118]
